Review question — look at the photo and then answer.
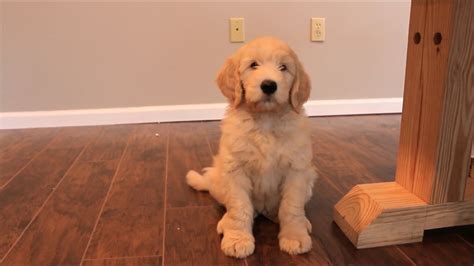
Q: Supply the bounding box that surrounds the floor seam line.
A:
[83,254,162,261]
[161,124,170,266]
[395,246,416,266]
[78,129,134,265]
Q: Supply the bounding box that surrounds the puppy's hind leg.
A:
[186,170,211,191]
[186,167,216,191]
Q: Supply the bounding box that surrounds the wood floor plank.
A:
[0,128,59,188]
[121,124,167,162]
[0,115,471,264]
[80,125,134,162]
[455,225,474,247]
[82,256,162,266]
[399,228,474,265]
[164,205,245,266]
[0,129,29,151]
[47,126,102,149]
[84,161,165,259]
[0,127,101,259]
[84,124,167,259]
[167,122,216,208]
[203,121,221,155]
[309,116,400,193]
[247,216,331,266]
[1,160,121,265]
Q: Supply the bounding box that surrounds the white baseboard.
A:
[0,98,402,129]
[305,98,402,116]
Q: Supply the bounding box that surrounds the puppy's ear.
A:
[289,57,311,113]
[216,56,243,107]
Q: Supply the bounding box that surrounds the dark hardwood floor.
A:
[0,115,472,266]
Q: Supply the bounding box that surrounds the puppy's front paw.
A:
[279,233,312,255]
[221,230,255,258]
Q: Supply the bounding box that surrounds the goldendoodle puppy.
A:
[187,36,317,258]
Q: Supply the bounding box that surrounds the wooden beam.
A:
[410,0,456,203]
[395,0,473,204]
[334,182,474,249]
[431,0,474,203]
[395,0,427,193]
[334,0,474,249]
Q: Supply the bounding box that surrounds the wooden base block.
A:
[334,182,474,249]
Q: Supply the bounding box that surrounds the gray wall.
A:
[1,1,410,112]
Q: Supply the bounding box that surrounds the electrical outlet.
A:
[311,17,325,42]
[229,18,245,43]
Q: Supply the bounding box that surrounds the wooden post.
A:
[333,0,474,249]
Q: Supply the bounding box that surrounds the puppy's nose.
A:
[260,80,277,95]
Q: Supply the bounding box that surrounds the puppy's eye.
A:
[250,62,259,69]
[279,64,287,71]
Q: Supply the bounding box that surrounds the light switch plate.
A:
[230,18,245,43]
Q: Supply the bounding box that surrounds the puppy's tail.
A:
[186,168,213,192]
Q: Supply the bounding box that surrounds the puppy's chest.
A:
[242,130,289,218]
[251,166,282,220]
[243,130,290,176]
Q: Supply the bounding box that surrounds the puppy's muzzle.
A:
[260,80,277,95]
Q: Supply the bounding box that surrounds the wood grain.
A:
[433,0,474,203]
[399,228,474,265]
[164,205,245,266]
[410,0,455,203]
[395,0,428,193]
[423,201,474,230]
[82,256,162,266]
[0,129,34,151]
[84,124,167,259]
[0,129,28,151]
[0,128,59,188]
[334,182,427,248]
[2,160,120,265]
[0,126,101,259]
[47,127,101,149]
[309,116,400,192]
[166,122,216,208]
[121,124,167,162]
[395,0,473,204]
[203,120,221,155]
[80,125,134,162]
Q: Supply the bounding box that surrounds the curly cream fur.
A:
[186,37,317,258]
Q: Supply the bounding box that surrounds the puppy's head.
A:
[216,37,311,113]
